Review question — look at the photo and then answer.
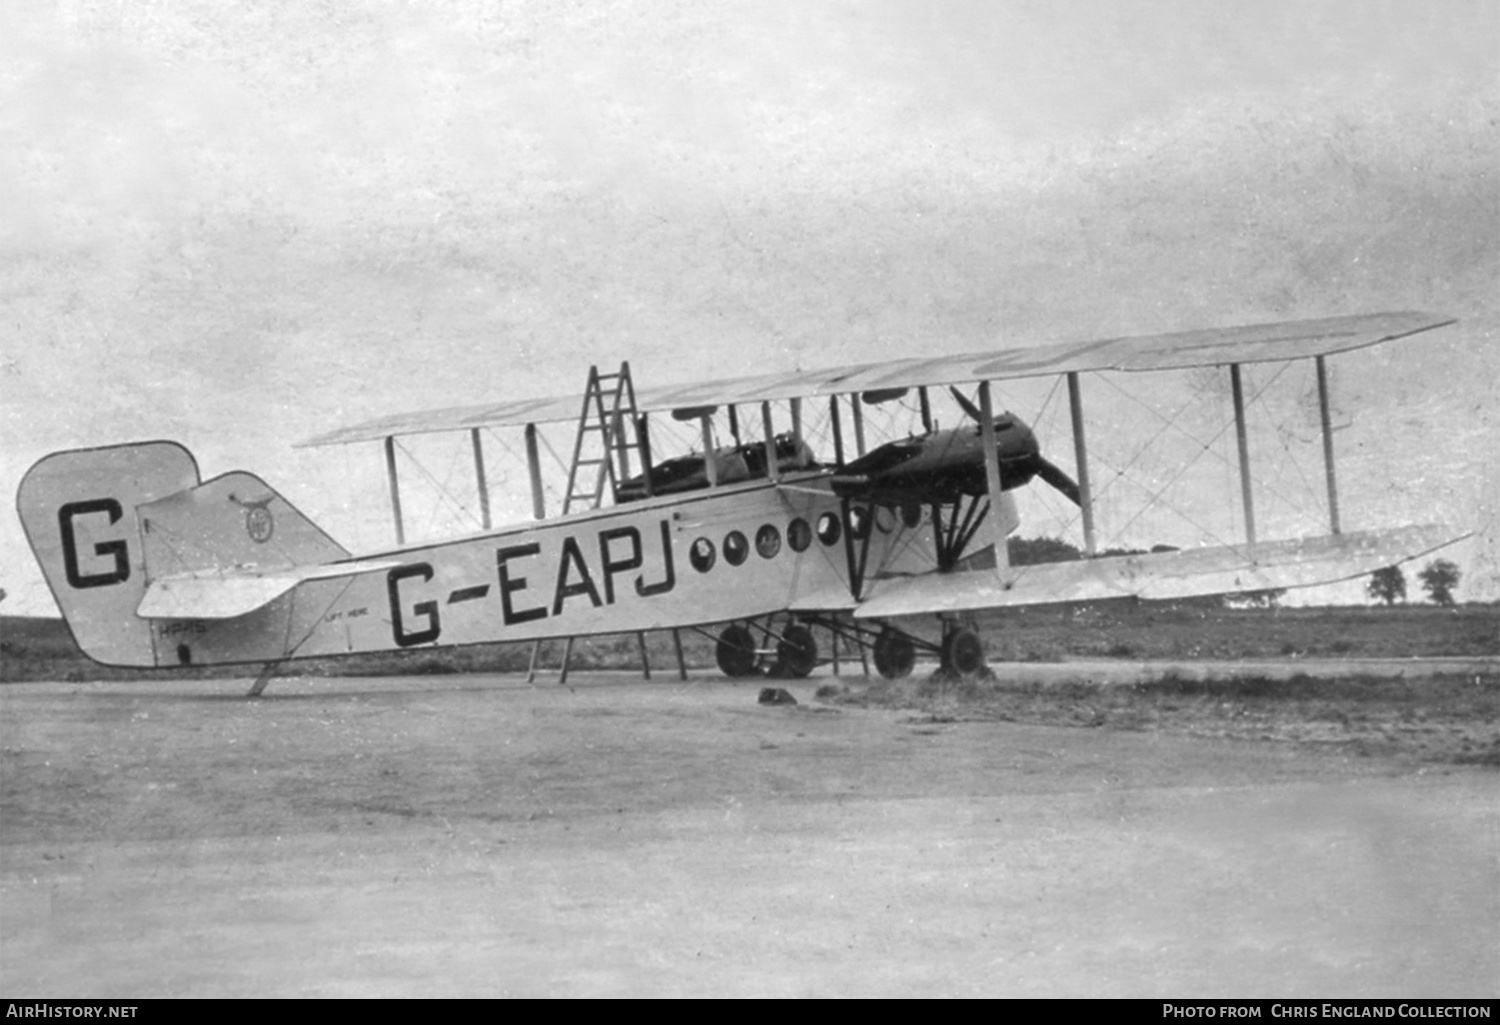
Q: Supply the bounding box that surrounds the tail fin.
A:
[18,442,200,667]
[18,442,348,667]
[134,469,349,581]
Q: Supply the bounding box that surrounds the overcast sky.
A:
[2,0,1497,615]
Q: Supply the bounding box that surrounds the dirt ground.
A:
[1,669,1496,998]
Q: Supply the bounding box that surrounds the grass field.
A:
[966,601,1500,662]
[3,601,1495,684]
[8,602,1494,769]
[822,670,1500,767]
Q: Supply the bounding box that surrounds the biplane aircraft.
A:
[18,311,1467,695]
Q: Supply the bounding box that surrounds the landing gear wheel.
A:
[716,624,759,678]
[772,624,818,679]
[941,627,985,676]
[872,627,916,680]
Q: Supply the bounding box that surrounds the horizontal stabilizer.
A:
[137,558,401,620]
[854,524,1466,618]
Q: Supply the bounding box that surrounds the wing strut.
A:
[635,414,655,499]
[384,436,405,545]
[1229,363,1257,550]
[761,402,779,483]
[831,394,865,598]
[1066,372,1097,555]
[828,395,846,466]
[1316,355,1341,535]
[524,423,546,519]
[977,381,1014,585]
[470,428,492,530]
[699,414,718,487]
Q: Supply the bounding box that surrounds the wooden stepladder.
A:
[531,363,660,684]
[562,363,645,514]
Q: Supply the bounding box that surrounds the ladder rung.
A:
[572,365,635,507]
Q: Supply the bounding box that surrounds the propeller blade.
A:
[949,386,984,424]
[941,391,1078,506]
[1033,456,1082,507]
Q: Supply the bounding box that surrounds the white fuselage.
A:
[153,472,939,667]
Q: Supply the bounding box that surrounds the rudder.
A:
[17,442,201,667]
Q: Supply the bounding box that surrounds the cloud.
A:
[2,1,1496,613]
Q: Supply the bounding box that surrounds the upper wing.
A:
[300,311,1452,447]
[852,524,1466,617]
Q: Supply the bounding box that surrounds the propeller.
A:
[948,387,1082,507]
[949,386,983,423]
[1032,457,1082,506]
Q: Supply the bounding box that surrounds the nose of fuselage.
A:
[829,412,1043,500]
[986,412,1039,462]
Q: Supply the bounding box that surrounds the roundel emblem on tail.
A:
[230,493,276,544]
[245,505,274,543]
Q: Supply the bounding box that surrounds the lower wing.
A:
[853,524,1466,617]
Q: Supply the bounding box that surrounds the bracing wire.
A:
[394,439,483,537]
[1095,363,1312,549]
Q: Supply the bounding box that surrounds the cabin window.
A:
[755,524,781,559]
[816,512,841,546]
[723,530,749,566]
[788,518,812,552]
[690,537,716,573]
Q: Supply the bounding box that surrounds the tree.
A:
[1366,565,1406,606]
[1417,559,1461,606]
[1008,536,1083,566]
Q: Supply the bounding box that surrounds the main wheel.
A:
[872,627,916,680]
[941,627,985,676]
[715,624,759,677]
[773,623,818,679]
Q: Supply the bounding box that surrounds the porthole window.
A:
[723,530,749,566]
[847,506,871,540]
[755,524,781,559]
[874,506,898,534]
[900,502,922,529]
[787,517,812,552]
[690,537,717,573]
[816,512,841,546]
